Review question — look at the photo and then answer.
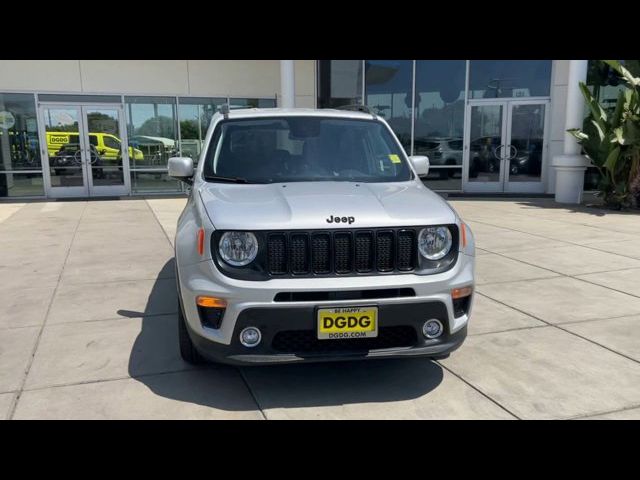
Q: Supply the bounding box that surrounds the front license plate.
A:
[317,306,378,340]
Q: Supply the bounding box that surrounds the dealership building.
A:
[0,60,605,202]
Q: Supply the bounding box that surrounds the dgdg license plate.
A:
[317,306,378,340]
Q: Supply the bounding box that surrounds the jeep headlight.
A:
[219,232,258,266]
[418,226,452,260]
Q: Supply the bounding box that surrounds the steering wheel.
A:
[72,150,83,166]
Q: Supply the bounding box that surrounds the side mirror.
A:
[409,155,429,177]
[168,156,194,184]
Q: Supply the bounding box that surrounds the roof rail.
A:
[334,104,376,116]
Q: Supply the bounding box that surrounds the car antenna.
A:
[220,103,230,119]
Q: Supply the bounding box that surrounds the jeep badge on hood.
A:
[326,215,355,224]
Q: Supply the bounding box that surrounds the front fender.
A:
[175,188,216,269]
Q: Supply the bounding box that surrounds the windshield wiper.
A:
[203,175,249,184]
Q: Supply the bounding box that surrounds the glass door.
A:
[40,104,129,198]
[503,101,547,193]
[81,105,130,196]
[464,103,506,192]
[41,105,88,197]
[463,99,548,193]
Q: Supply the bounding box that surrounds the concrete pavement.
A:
[1,196,639,419]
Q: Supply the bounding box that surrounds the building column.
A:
[280,60,295,108]
[552,59,590,204]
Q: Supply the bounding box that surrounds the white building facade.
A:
[0,60,590,202]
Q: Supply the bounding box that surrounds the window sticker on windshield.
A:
[388,154,401,164]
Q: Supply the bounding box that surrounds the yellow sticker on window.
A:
[389,154,401,164]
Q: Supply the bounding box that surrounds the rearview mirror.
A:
[168,157,194,184]
[409,155,429,177]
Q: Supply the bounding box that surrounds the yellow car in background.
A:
[46,131,144,162]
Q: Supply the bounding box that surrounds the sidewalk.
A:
[1,197,639,419]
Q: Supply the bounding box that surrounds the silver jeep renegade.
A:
[168,107,475,365]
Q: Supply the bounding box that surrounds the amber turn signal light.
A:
[451,286,473,299]
[461,223,467,248]
[197,228,205,256]
[196,296,227,308]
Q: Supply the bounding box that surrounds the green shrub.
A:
[569,60,640,209]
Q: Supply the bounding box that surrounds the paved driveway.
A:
[1,197,640,419]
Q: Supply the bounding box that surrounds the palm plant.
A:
[568,60,640,209]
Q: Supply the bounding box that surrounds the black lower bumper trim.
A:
[272,325,417,353]
[186,301,467,365]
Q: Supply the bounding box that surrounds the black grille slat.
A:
[267,234,287,274]
[311,234,331,274]
[376,231,395,272]
[272,326,417,353]
[334,232,353,273]
[397,230,416,271]
[355,232,374,272]
[289,234,310,274]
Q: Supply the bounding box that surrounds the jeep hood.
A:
[198,181,457,230]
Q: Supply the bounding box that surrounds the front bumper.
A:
[186,301,467,365]
[177,251,475,365]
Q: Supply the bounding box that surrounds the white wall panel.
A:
[0,61,82,91]
[188,60,279,98]
[80,60,189,94]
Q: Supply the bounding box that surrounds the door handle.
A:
[505,144,518,160]
[494,144,511,160]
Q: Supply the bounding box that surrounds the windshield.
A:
[202,116,412,184]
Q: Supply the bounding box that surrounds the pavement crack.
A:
[144,198,176,248]
[238,368,268,420]
[477,290,640,367]
[567,402,640,420]
[436,361,521,420]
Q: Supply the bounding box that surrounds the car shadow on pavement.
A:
[126,260,444,413]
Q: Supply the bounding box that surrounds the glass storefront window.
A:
[229,98,276,109]
[178,97,226,162]
[365,60,413,152]
[0,92,43,197]
[317,60,363,108]
[469,60,552,99]
[0,172,44,197]
[129,171,180,193]
[420,175,462,191]
[414,60,466,191]
[125,96,181,193]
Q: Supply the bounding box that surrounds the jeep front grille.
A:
[266,228,418,276]
[212,225,459,281]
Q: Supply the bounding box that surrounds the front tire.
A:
[178,305,207,365]
[175,263,207,365]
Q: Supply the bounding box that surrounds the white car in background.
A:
[414,137,463,178]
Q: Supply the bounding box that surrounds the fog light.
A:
[239,327,262,348]
[422,319,443,339]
